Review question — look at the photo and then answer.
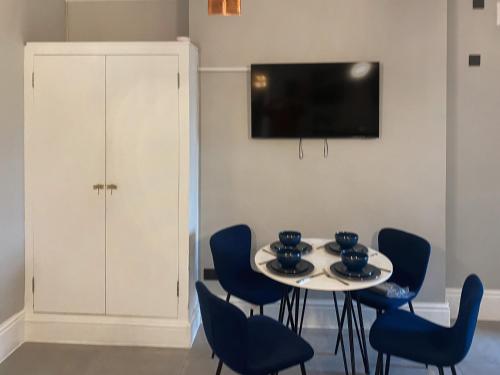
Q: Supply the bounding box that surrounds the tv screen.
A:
[251,62,380,138]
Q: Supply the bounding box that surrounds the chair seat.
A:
[353,289,412,311]
[246,316,314,375]
[369,309,455,367]
[225,270,291,306]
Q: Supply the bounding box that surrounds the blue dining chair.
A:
[210,224,291,315]
[196,281,314,375]
[370,274,484,375]
[335,228,431,373]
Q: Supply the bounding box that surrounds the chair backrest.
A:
[210,224,252,291]
[451,274,484,364]
[378,228,431,294]
[196,282,248,372]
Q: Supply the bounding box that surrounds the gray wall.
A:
[447,0,500,289]
[0,0,66,322]
[67,0,189,41]
[190,0,448,302]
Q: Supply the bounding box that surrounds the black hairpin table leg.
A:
[294,288,301,334]
[346,291,356,374]
[333,292,349,375]
[299,289,309,336]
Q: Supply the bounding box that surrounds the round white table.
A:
[254,238,394,375]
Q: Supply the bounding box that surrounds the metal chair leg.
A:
[215,360,223,375]
[376,352,383,375]
[375,354,380,375]
[300,362,307,375]
[451,365,457,375]
[409,301,415,314]
[384,354,391,375]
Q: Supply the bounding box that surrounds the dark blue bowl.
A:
[279,231,302,248]
[277,249,302,270]
[335,231,359,250]
[341,250,368,272]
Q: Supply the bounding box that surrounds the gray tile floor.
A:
[1,322,499,375]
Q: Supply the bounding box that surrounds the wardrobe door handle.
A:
[93,184,105,195]
[107,184,118,195]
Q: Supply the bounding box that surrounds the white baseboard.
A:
[0,310,25,363]
[447,288,500,321]
[226,296,451,329]
[24,313,196,349]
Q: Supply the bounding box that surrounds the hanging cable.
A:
[299,138,304,160]
[324,138,329,159]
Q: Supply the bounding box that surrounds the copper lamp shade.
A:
[208,0,241,16]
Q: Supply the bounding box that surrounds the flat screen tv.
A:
[251,62,380,138]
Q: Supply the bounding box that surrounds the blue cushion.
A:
[370,309,453,366]
[247,316,314,375]
[353,289,412,311]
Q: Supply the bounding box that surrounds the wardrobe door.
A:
[106,56,180,318]
[30,56,106,314]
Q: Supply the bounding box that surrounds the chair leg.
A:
[438,367,444,375]
[375,352,383,375]
[300,362,307,375]
[384,354,391,375]
[408,301,415,314]
[451,365,457,375]
[215,360,223,375]
[250,308,254,317]
[260,305,264,315]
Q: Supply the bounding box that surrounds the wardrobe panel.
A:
[31,56,106,314]
[105,55,180,318]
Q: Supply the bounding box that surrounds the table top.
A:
[255,238,393,292]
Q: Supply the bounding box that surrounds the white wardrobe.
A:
[24,43,199,348]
